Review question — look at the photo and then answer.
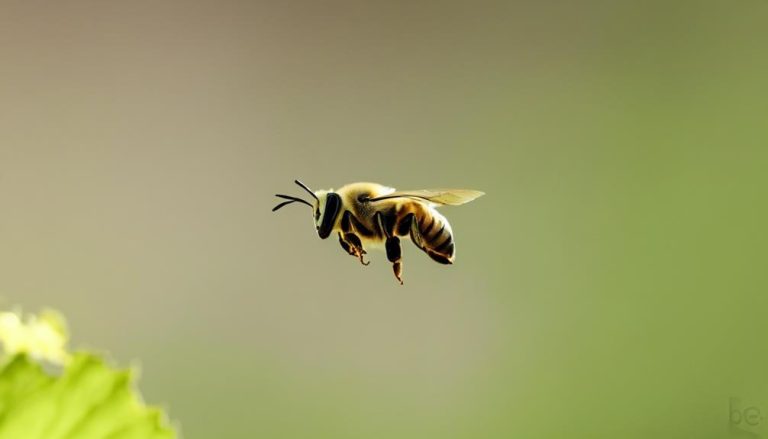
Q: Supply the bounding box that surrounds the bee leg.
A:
[375,211,403,284]
[393,262,403,285]
[344,233,370,266]
[339,232,368,265]
[338,232,355,256]
[385,236,404,285]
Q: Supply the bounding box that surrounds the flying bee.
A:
[272,180,484,284]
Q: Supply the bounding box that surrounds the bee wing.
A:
[367,189,485,206]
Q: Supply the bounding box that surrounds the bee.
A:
[272,180,484,284]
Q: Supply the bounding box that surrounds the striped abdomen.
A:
[395,202,455,265]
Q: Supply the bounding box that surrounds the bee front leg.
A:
[344,233,369,266]
[385,237,404,285]
[338,233,355,256]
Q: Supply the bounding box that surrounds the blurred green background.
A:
[1,0,767,437]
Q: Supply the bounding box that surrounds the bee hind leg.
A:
[344,233,370,266]
[385,237,404,285]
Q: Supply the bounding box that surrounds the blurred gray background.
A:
[1,1,767,438]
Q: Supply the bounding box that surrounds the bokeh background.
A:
[1,1,767,437]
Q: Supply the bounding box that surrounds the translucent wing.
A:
[367,189,485,206]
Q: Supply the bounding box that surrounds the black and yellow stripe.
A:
[397,203,455,265]
[340,187,457,266]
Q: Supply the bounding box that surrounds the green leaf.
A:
[0,353,176,439]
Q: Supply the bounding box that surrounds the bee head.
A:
[312,190,342,240]
[272,180,341,240]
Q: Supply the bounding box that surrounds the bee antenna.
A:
[294,180,319,201]
[272,200,296,211]
[272,194,313,212]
